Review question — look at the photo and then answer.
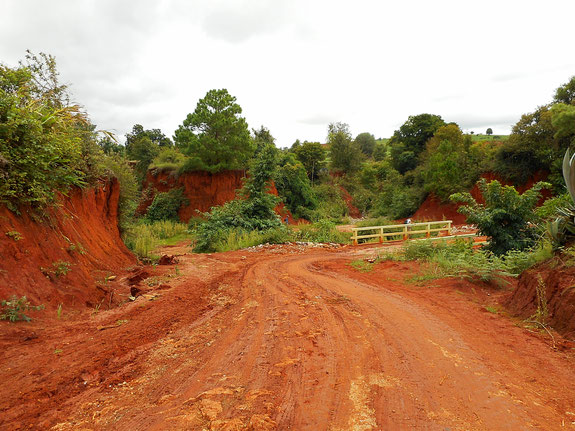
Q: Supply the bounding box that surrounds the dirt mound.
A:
[412,171,552,224]
[506,257,575,339]
[0,179,136,310]
[138,169,296,223]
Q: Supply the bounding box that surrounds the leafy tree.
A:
[274,152,317,219]
[373,140,389,161]
[421,124,478,201]
[355,132,376,157]
[328,122,362,174]
[554,75,575,105]
[127,135,160,183]
[389,114,445,174]
[551,103,575,140]
[174,89,254,173]
[98,136,125,155]
[486,128,493,135]
[125,124,172,151]
[451,179,550,255]
[294,141,326,184]
[252,126,275,153]
[146,188,188,222]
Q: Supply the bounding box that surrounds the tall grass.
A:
[379,238,552,285]
[123,220,190,260]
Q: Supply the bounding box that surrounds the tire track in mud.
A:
[48,248,575,431]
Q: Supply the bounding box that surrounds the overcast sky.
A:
[1,0,574,147]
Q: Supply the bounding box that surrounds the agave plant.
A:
[550,149,575,247]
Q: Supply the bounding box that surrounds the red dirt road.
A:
[1,244,575,430]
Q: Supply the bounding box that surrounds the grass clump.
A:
[291,220,350,244]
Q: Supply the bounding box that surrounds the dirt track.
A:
[1,244,575,430]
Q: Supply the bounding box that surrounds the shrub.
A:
[291,220,350,244]
[150,148,186,172]
[146,188,188,222]
[0,53,104,211]
[1,295,44,322]
[451,179,550,255]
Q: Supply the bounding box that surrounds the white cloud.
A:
[1,0,574,145]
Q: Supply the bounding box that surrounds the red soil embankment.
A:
[138,169,296,223]
[0,179,136,310]
[412,171,552,223]
[506,259,575,340]
[338,185,362,218]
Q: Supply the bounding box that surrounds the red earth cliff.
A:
[412,171,552,223]
[138,169,295,223]
[0,178,136,310]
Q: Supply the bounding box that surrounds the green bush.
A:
[309,184,348,222]
[146,188,188,222]
[99,155,139,231]
[150,147,186,172]
[0,53,104,211]
[1,295,44,322]
[291,220,350,244]
[451,179,550,255]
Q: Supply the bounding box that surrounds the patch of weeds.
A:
[0,296,44,322]
[56,303,62,319]
[531,275,549,324]
[5,231,22,241]
[349,259,375,272]
[484,305,499,314]
[116,319,129,326]
[54,349,63,355]
[53,261,72,277]
[67,242,86,255]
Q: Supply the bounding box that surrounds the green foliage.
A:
[328,122,363,174]
[211,226,291,252]
[291,220,350,243]
[123,220,189,260]
[534,192,571,219]
[0,295,44,322]
[451,179,550,255]
[274,152,317,219]
[389,114,446,174]
[0,53,103,210]
[194,143,281,252]
[553,75,575,105]
[127,135,159,183]
[355,132,376,157]
[99,155,139,232]
[150,147,186,172]
[550,103,575,140]
[5,230,22,241]
[293,141,326,183]
[420,124,479,201]
[373,139,389,161]
[309,183,348,222]
[372,169,425,219]
[174,89,254,173]
[486,128,493,135]
[52,260,71,277]
[146,188,188,222]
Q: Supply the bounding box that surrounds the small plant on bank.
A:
[53,261,72,277]
[0,296,44,322]
[5,231,22,241]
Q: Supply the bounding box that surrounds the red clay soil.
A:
[507,255,575,340]
[137,169,296,223]
[338,185,362,218]
[0,179,136,311]
[2,242,574,430]
[412,171,552,223]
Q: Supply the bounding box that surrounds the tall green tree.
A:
[274,152,317,218]
[554,75,575,105]
[355,132,376,157]
[389,114,445,174]
[328,122,362,174]
[174,89,253,172]
[421,124,477,201]
[294,141,326,184]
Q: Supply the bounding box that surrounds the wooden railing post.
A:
[426,222,430,238]
[379,227,383,243]
[403,224,408,240]
[447,221,452,236]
